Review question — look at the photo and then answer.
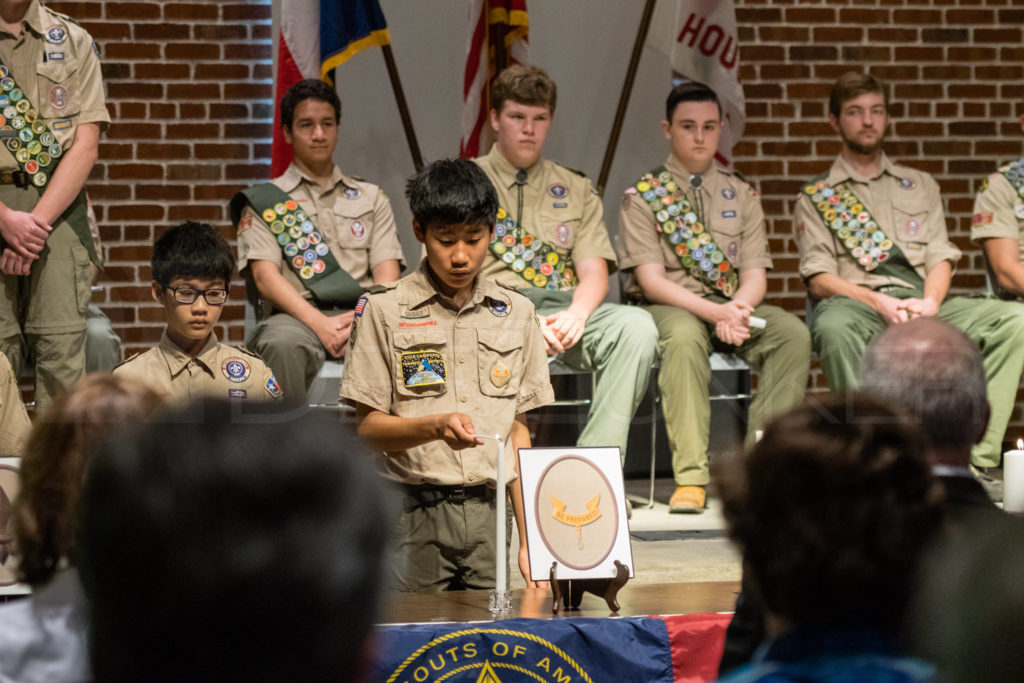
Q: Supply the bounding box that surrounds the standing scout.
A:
[618,82,810,514]
[970,109,1024,299]
[474,64,658,464]
[340,159,553,592]
[796,71,1024,477]
[0,0,108,411]
[115,222,281,410]
[232,78,404,402]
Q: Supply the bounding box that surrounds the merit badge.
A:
[222,358,251,383]
[548,183,568,199]
[722,187,736,200]
[228,389,247,399]
[487,295,511,317]
[721,210,737,218]
[353,295,369,317]
[490,359,511,388]
[1016,205,1024,220]
[49,85,68,110]
[905,219,921,237]
[265,375,283,398]
[45,25,67,44]
[344,186,360,199]
[899,177,915,190]
[555,223,571,245]
[401,350,446,387]
[262,208,276,222]
[350,220,366,239]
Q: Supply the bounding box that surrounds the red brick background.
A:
[45,0,1024,431]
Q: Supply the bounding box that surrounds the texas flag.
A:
[271,0,391,177]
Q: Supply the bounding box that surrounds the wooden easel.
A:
[549,560,630,614]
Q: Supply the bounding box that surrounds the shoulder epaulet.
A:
[45,7,79,26]
[365,283,395,295]
[804,171,830,186]
[234,345,267,362]
[495,281,519,293]
[552,161,587,179]
[731,169,748,183]
[113,352,142,370]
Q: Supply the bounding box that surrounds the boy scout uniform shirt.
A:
[0,350,30,455]
[236,163,405,309]
[0,0,110,164]
[339,261,554,486]
[618,156,772,299]
[796,154,961,290]
[474,145,618,289]
[971,161,1024,261]
[114,331,282,410]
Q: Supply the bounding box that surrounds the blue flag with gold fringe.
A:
[319,0,391,82]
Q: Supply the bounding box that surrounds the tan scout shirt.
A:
[474,145,618,289]
[618,156,772,300]
[340,261,554,486]
[971,161,1024,261]
[0,0,110,165]
[237,163,404,309]
[796,154,961,290]
[0,350,30,455]
[114,332,282,411]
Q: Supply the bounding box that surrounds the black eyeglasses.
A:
[163,285,229,305]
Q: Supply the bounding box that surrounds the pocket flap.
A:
[477,327,523,353]
[393,329,446,349]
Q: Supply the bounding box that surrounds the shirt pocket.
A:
[892,197,931,266]
[392,329,448,398]
[331,193,375,251]
[477,328,524,398]
[35,59,81,120]
[538,209,581,251]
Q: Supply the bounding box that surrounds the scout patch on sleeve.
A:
[973,212,994,226]
[265,374,283,398]
[401,350,446,387]
[354,295,369,317]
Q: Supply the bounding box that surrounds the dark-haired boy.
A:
[619,82,810,513]
[340,159,553,592]
[115,222,281,408]
[232,78,405,402]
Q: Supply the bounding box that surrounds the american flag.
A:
[459,0,529,159]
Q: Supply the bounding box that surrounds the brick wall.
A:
[44,0,1024,431]
[48,0,274,359]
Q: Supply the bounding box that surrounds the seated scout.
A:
[114,222,281,408]
[618,82,810,514]
[474,65,658,465]
[340,159,553,592]
[971,109,1024,298]
[795,71,1024,479]
[232,79,404,403]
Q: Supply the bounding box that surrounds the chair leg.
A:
[646,389,658,509]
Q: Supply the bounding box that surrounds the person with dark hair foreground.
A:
[77,400,395,683]
[0,374,162,683]
[716,394,944,682]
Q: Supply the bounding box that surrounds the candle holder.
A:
[488,589,512,614]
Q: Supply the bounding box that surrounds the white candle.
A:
[1004,438,1024,513]
[474,433,507,610]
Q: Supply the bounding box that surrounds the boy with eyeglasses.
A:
[115,222,282,408]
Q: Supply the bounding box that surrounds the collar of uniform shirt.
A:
[830,152,901,186]
[158,330,219,377]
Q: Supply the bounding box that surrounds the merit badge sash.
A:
[230,184,364,308]
[0,61,95,264]
[802,176,924,290]
[997,159,1024,205]
[637,167,739,298]
[490,207,577,291]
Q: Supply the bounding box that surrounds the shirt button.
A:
[459,356,465,364]
[461,396,467,403]
[468,475,478,483]
[456,320,462,327]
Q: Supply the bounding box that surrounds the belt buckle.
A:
[12,170,28,189]
[448,486,467,504]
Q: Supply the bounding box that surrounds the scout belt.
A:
[490,206,577,291]
[230,183,364,308]
[637,166,738,298]
[0,61,96,265]
[401,483,495,512]
[802,175,924,289]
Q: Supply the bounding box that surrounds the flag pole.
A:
[596,0,657,197]
[380,43,425,172]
